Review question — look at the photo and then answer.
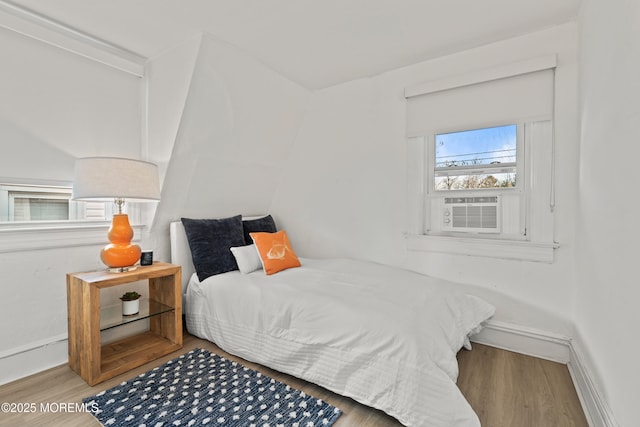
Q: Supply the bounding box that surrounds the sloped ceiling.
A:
[10,0,579,89]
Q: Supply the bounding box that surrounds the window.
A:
[405,56,558,261]
[420,121,535,239]
[0,183,110,253]
[0,182,149,253]
[434,124,517,191]
[12,192,69,221]
[0,184,109,223]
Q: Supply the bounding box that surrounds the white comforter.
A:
[186,258,494,426]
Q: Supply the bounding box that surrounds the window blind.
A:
[406,67,554,137]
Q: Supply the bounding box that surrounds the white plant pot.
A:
[122,299,140,316]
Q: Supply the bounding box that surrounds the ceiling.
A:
[9,0,579,89]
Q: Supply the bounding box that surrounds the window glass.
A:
[435,124,517,190]
[12,195,69,221]
[0,184,108,222]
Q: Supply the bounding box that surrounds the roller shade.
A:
[407,67,554,137]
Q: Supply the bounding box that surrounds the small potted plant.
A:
[120,291,141,316]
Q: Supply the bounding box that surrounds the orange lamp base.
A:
[100,214,141,270]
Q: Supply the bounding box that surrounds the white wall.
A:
[271,23,579,336]
[146,34,202,185]
[149,34,310,263]
[575,1,640,425]
[0,27,142,184]
[0,26,143,383]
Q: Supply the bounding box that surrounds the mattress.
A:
[185,257,494,426]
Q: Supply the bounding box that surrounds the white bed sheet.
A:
[185,257,494,427]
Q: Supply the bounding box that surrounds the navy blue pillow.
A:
[181,215,245,281]
[242,215,277,245]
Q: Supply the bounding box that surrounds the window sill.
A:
[0,221,145,253]
[406,234,559,263]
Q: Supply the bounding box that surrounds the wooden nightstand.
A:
[67,262,183,386]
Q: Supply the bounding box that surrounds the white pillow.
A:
[230,244,263,274]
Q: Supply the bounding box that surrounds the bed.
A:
[170,217,495,427]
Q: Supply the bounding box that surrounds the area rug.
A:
[83,348,342,426]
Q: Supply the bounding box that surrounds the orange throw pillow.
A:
[250,230,301,275]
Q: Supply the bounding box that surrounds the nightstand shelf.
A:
[67,262,183,386]
[100,299,175,331]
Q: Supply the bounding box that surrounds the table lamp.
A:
[72,157,160,272]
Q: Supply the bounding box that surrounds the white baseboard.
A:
[0,321,148,386]
[471,320,617,427]
[472,319,572,363]
[0,335,68,386]
[567,342,619,427]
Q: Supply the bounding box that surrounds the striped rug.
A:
[83,348,342,426]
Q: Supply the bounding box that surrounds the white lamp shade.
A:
[72,157,160,202]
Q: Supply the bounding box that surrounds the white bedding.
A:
[185,257,494,427]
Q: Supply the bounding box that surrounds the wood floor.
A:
[457,344,588,427]
[0,335,588,427]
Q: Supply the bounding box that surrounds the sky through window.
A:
[436,124,516,168]
[434,124,517,190]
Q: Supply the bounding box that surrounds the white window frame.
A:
[0,183,113,222]
[408,120,557,262]
[431,123,521,193]
[424,121,526,238]
[418,118,550,241]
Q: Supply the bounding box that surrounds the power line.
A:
[436,155,516,167]
[436,148,516,159]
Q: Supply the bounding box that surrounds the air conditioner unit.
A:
[443,196,500,233]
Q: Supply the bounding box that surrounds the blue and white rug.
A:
[83,348,342,427]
